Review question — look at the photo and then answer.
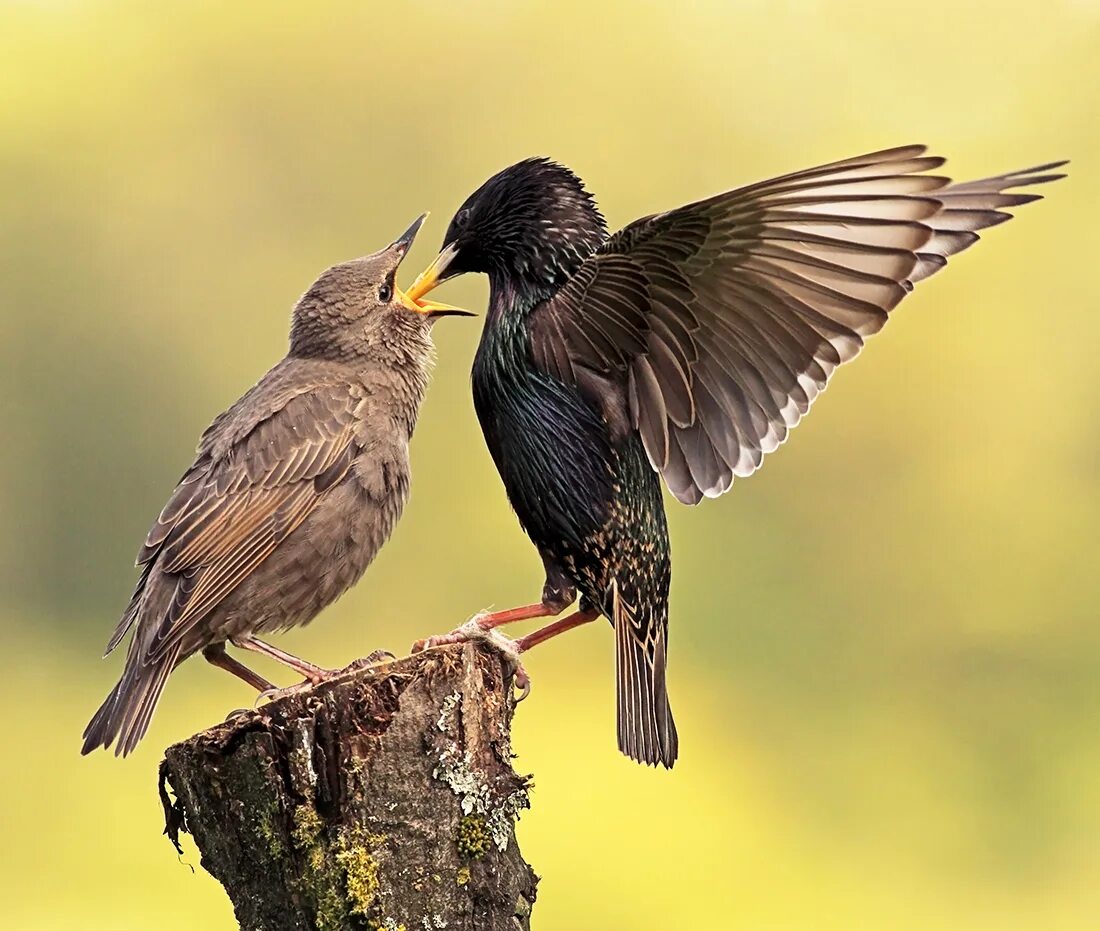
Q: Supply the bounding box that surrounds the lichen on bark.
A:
[160,642,538,931]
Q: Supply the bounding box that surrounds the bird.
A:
[82,215,470,756]
[404,145,1066,768]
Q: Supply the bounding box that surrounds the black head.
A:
[409,158,607,302]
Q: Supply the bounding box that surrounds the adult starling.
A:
[406,145,1065,768]
[82,216,469,756]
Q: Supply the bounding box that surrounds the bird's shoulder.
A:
[197,357,362,462]
[136,360,364,568]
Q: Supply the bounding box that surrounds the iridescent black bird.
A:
[408,146,1065,767]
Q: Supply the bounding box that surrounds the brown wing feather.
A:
[134,384,360,662]
[529,146,1066,503]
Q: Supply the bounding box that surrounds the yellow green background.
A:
[2,1,1096,928]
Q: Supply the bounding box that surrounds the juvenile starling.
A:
[406,145,1066,768]
[82,216,469,756]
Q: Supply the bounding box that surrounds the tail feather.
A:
[613,584,678,768]
[81,644,180,756]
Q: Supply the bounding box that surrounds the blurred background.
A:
[2,1,1097,928]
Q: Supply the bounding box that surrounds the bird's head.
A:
[407,158,607,305]
[289,214,472,361]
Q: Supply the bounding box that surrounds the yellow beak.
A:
[405,242,460,303]
[397,285,473,318]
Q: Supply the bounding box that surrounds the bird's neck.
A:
[487,267,554,313]
[473,279,538,383]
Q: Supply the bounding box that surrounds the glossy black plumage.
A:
[413,147,1066,768]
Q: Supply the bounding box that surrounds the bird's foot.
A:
[412,617,531,700]
[511,659,531,702]
[297,664,335,686]
[342,649,397,673]
[253,679,317,707]
[224,707,255,721]
[410,612,492,653]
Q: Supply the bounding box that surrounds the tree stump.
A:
[159,642,538,931]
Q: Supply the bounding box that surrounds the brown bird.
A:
[82,216,469,756]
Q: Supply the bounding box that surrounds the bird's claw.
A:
[411,618,533,700]
[479,630,531,700]
[343,649,396,672]
[512,663,531,702]
[225,707,254,721]
[254,680,314,707]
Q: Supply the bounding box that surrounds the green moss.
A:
[455,866,471,887]
[292,805,324,850]
[289,807,387,929]
[310,876,350,931]
[335,827,382,917]
[256,809,284,859]
[456,814,491,860]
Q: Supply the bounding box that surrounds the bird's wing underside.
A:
[107,384,361,661]
[529,145,1066,504]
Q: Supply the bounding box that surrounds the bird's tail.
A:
[613,581,678,768]
[81,642,181,757]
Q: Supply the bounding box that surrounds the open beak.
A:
[397,287,473,318]
[391,218,472,318]
[405,241,460,303]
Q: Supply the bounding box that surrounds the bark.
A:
[159,642,537,931]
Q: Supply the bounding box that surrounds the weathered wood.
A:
[159,643,537,931]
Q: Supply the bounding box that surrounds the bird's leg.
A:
[410,601,564,653]
[203,642,277,692]
[507,609,601,696]
[413,562,578,652]
[475,601,563,630]
[230,636,333,685]
[245,648,399,711]
[514,608,601,653]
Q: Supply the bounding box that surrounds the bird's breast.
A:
[472,321,616,553]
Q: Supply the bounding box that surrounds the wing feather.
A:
[132,384,360,662]
[528,148,1065,502]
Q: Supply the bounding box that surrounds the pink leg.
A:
[412,601,566,653]
[472,601,562,631]
[504,609,601,698]
[515,609,600,653]
[231,636,332,685]
[203,643,277,692]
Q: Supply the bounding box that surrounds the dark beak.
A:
[391,212,428,257]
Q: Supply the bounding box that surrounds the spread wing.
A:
[529,145,1066,504]
[106,383,361,661]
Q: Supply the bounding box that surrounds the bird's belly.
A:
[480,375,614,545]
[218,474,405,639]
[474,358,669,610]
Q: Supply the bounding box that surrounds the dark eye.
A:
[455,208,471,228]
[378,282,393,302]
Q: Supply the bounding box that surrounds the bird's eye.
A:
[455,208,471,228]
[378,282,393,302]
